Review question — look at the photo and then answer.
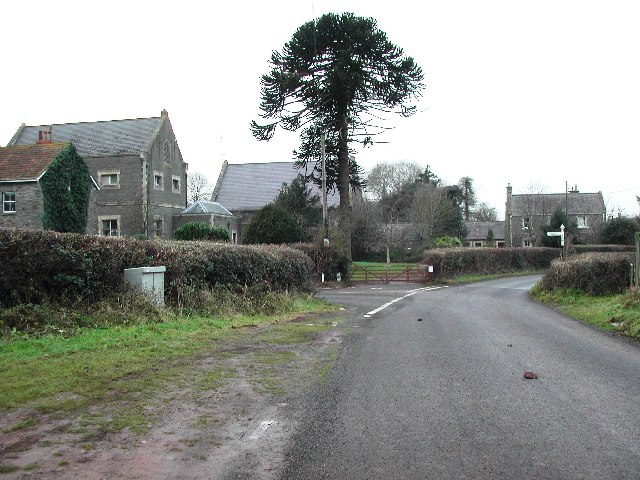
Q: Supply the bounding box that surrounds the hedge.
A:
[290,243,350,281]
[421,247,561,278]
[540,253,634,295]
[0,228,312,308]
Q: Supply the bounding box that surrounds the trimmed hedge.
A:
[571,244,635,254]
[0,228,312,308]
[174,222,230,241]
[290,243,350,281]
[422,247,561,278]
[541,253,634,295]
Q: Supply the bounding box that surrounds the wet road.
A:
[280,276,640,479]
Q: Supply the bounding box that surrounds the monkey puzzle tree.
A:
[251,12,423,260]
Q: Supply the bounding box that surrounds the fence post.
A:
[635,231,639,287]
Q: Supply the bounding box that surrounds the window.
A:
[101,219,118,236]
[163,141,171,163]
[172,176,181,193]
[98,170,120,189]
[474,242,482,248]
[522,217,530,229]
[577,216,587,229]
[523,239,532,247]
[154,173,163,190]
[2,192,16,213]
[155,218,163,238]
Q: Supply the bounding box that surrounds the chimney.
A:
[161,109,168,117]
[569,185,579,193]
[37,127,52,144]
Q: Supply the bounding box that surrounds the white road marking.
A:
[249,420,274,440]
[363,286,447,318]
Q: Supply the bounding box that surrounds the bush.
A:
[0,228,312,309]
[290,243,350,281]
[422,247,561,278]
[244,204,304,244]
[433,236,462,248]
[540,253,634,295]
[174,222,230,241]
[598,217,639,245]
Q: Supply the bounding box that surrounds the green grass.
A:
[530,285,640,337]
[0,295,334,430]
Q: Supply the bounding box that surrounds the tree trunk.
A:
[337,114,352,261]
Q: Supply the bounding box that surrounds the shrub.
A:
[290,243,350,281]
[598,217,639,245]
[0,228,312,309]
[174,222,230,241]
[244,204,304,244]
[540,253,633,295]
[433,236,461,248]
[422,247,560,278]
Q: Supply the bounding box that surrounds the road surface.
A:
[280,276,640,479]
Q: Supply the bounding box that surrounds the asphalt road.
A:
[280,276,640,479]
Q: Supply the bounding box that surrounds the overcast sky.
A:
[1,0,638,217]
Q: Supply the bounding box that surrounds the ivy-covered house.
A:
[5,110,187,238]
[0,139,98,231]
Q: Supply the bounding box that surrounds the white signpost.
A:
[546,224,565,247]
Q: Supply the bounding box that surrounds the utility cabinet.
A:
[123,266,166,307]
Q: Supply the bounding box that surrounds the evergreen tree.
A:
[458,176,477,221]
[274,174,322,240]
[244,204,304,245]
[251,13,423,260]
[40,144,91,233]
[541,207,577,247]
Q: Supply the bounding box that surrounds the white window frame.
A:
[98,215,121,237]
[154,172,164,190]
[523,239,532,247]
[522,217,530,230]
[98,170,120,189]
[172,175,181,194]
[576,216,587,229]
[2,191,16,213]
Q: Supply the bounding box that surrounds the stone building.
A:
[6,110,187,238]
[0,140,97,229]
[504,184,606,247]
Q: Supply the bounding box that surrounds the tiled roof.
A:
[8,117,163,158]
[464,221,505,241]
[0,142,68,181]
[212,161,340,211]
[511,192,605,217]
[182,200,233,216]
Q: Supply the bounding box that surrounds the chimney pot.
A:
[37,127,52,144]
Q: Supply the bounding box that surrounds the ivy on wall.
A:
[40,144,91,233]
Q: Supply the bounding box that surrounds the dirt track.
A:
[0,311,345,479]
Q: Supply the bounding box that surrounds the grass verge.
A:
[530,284,640,338]
[0,294,335,431]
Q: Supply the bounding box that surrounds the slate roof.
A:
[8,117,163,158]
[510,192,605,217]
[182,200,233,216]
[0,142,69,181]
[212,161,340,211]
[464,221,505,241]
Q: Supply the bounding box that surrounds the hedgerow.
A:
[422,247,561,278]
[540,252,634,295]
[0,228,312,309]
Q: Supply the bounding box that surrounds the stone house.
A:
[464,221,506,248]
[211,160,340,243]
[172,200,240,243]
[6,110,187,238]
[505,184,606,247]
[0,140,98,229]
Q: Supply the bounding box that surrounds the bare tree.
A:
[473,202,498,221]
[521,183,547,245]
[187,172,213,206]
[366,161,423,201]
[408,183,452,244]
